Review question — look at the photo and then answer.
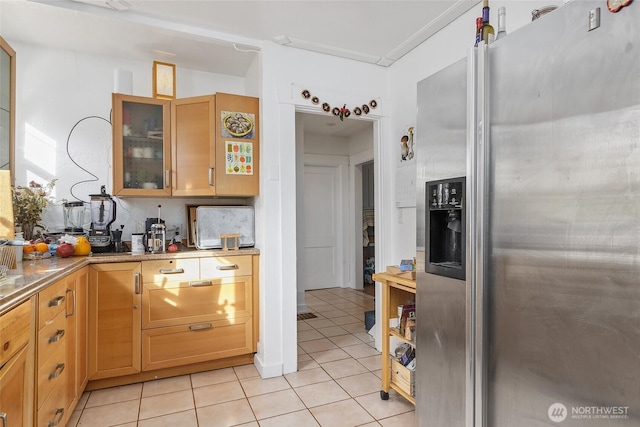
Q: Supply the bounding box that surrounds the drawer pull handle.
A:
[48,295,65,307]
[216,264,239,271]
[0,412,7,427]
[65,288,76,318]
[135,272,140,295]
[189,280,212,287]
[48,329,65,343]
[189,323,212,331]
[49,363,65,379]
[47,408,64,427]
[159,268,185,274]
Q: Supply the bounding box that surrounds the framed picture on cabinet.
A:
[152,61,176,99]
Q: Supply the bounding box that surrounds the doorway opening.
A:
[295,111,375,313]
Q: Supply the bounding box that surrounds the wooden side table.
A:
[373,272,416,405]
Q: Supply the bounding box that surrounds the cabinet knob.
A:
[133,305,139,309]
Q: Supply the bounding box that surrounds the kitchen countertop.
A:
[0,245,260,315]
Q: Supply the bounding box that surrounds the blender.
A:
[63,201,86,234]
[88,186,116,253]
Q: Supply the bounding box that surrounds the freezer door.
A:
[416,57,469,427]
[484,1,640,426]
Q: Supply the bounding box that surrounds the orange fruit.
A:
[35,242,50,253]
[23,244,36,254]
[74,238,91,256]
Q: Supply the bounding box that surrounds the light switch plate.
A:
[589,7,601,31]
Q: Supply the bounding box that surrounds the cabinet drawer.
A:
[142,316,253,371]
[142,275,253,329]
[38,279,67,329]
[391,358,415,397]
[37,310,66,367]
[37,337,66,409]
[0,299,31,366]
[37,376,67,427]
[142,258,199,283]
[200,255,252,278]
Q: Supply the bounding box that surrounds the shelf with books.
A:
[372,271,416,405]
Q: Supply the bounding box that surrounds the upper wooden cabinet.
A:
[112,93,172,197]
[0,36,15,182]
[213,93,260,196]
[112,92,259,197]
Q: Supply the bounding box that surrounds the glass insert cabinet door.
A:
[112,94,171,196]
[1,36,16,178]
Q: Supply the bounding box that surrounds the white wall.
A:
[384,0,565,267]
[12,41,253,242]
[256,41,389,376]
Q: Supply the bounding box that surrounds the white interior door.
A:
[302,164,342,290]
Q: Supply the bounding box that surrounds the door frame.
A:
[275,85,385,375]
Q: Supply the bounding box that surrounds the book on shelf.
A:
[398,303,415,339]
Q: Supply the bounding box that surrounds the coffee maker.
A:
[144,205,166,253]
[88,186,116,253]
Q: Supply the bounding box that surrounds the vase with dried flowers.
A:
[12,179,57,241]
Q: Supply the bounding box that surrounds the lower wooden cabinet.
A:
[0,299,31,427]
[35,268,88,427]
[0,345,30,427]
[85,255,258,385]
[66,267,89,418]
[36,278,68,427]
[142,317,253,371]
[140,255,255,371]
[88,262,142,380]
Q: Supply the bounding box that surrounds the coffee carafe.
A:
[88,186,116,253]
[145,205,166,253]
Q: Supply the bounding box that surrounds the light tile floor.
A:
[68,287,416,427]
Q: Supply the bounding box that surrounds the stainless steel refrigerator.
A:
[415,2,640,426]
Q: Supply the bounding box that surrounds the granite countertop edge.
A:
[0,247,260,315]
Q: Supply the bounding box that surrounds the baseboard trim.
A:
[253,352,283,378]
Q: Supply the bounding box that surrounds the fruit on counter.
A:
[35,242,50,253]
[23,243,36,254]
[167,243,178,252]
[74,236,92,256]
[56,243,75,258]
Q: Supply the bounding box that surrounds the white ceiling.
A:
[0,0,479,137]
[1,0,480,75]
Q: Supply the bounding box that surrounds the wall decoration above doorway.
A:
[300,89,378,121]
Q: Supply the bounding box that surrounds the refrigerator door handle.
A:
[473,42,491,427]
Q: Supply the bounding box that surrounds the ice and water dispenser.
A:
[425,177,465,280]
